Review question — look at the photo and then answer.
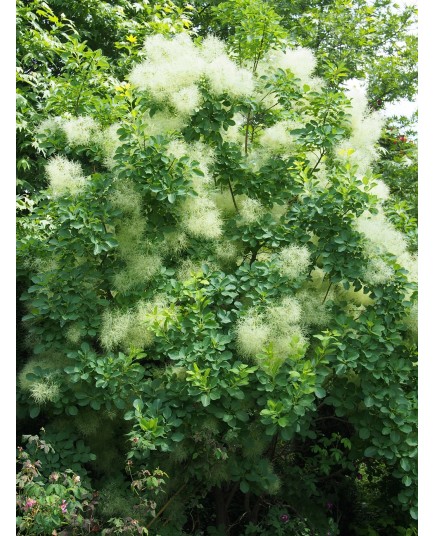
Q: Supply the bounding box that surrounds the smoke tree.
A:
[17,0,417,533]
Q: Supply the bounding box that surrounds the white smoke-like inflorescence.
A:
[45,155,87,197]
[335,79,385,176]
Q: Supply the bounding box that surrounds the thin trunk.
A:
[244,111,251,155]
[228,178,239,212]
[250,496,262,524]
[214,486,229,533]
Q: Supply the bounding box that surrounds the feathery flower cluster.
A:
[296,288,332,328]
[36,116,65,136]
[200,35,227,62]
[113,253,162,293]
[277,245,311,279]
[100,306,154,351]
[24,256,58,274]
[62,116,99,147]
[370,179,390,202]
[266,296,302,331]
[260,47,317,86]
[187,141,216,187]
[258,90,281,111]
[305,76,325,93]
[335,80,384,175]
[97,481,133,519]
[100,296,179,351]
[181,196,223,239]
[356,210,406,257]
[129,34,255,118]
[143,111,187,137]
[362,256,394,286]
[205,54,255,98]
[215,240,240,268]
[398,251,418,284]
[97,123,122,170]
[160,231,189,258]
[116,216,147,258]
[235,312,271,359]
[166,138,189,160]
[270,203,287,222]
[355,209,417,282]
[29,380,60,405]
[129,34,204,112]
[176,259,205,281]
[46,155,86,197]
[100,309,134,350]
[171,85,202,115]
[245,148,268,173]
[18,359,55,391]
[239,197,265,224]
[272,327,307,359]
[241,434,268,460]
[259,121,299,154]
[109,181,142,217]
[65,323,82,345]
[236,297,307,361]
[266,296,307,358]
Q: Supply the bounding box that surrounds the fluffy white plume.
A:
[46,155,86,197]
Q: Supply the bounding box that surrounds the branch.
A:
[322,280,333,304]
[244,111,251,155]
[310,148,326,175]
[228,178,239,212]
[225,482,239,510]
[146,482,188,530]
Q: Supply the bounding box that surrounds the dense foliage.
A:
[16,0,418,534]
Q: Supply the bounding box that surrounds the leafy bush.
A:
[17,0,417,533]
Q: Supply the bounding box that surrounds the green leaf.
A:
[314,386,326,398]
[364,396,375,408]
[240,480,249,493]
[90,400,101,411]
[114,398,126,409]
[359,428,370,440]
[402,475,412,487]
[400,458,411,472]
[364,446,377,457]
[172,432,185,442]
[281,427,293,441]
[390,430,400,443]
[133,399,144,412]
[406,436,417,447]
[29,406,40,418]
[200,394,211,407]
